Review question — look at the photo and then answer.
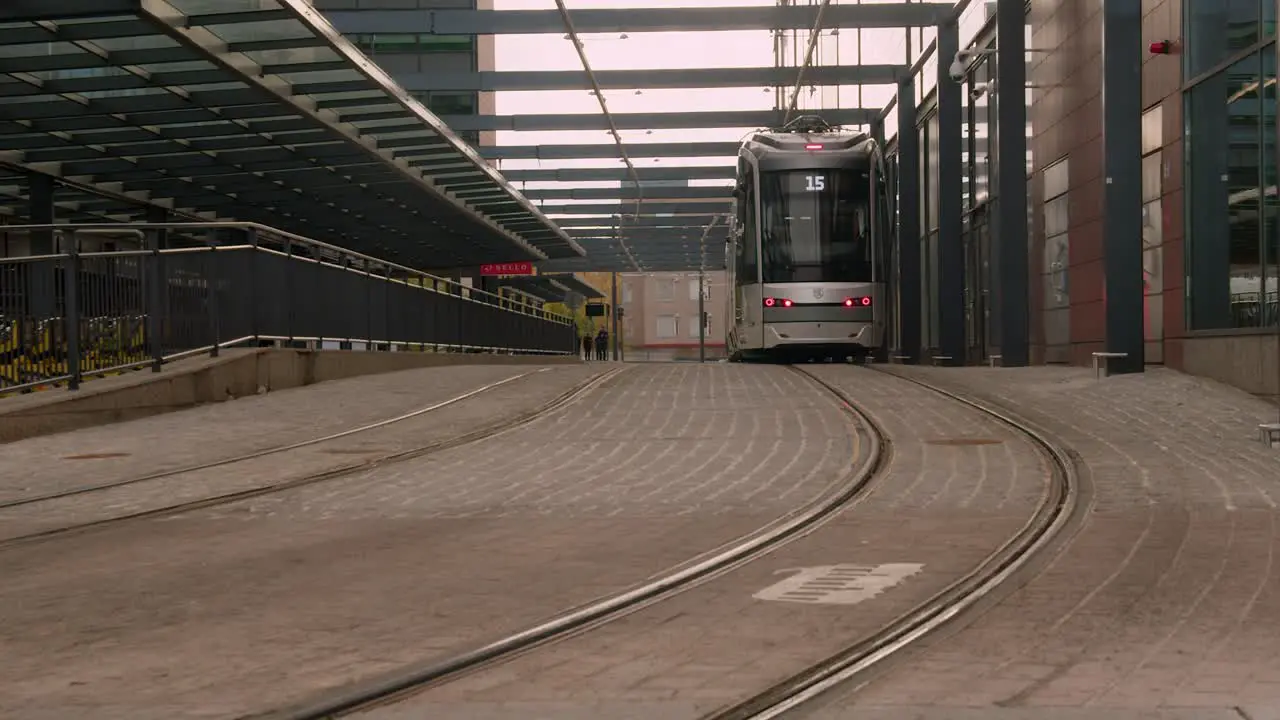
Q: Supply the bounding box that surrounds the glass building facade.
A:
[1184,0,1279,331]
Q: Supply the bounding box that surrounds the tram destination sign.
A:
[480,262,535,276]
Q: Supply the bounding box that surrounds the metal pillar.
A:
[26,173,57,318]
[936,19,965,365]
[610,272,620,360]
[896,78,922,363]
[698,269,706,362]
[1101,0,1145,374]
[27,173,54,253]
[144,206,167,371]
[995,0,1030,366]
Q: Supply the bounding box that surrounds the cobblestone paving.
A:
[0,364,858,720]
[0,364,606,539]
[0,363,554,502]
[360,366,1052,718]
[807,366,1280,718]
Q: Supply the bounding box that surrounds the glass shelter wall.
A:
[1184,0,1279,331]
[882,1,1032,361]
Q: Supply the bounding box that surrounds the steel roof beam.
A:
[443,108,875,132]
[538,202,731,215]
[483,142,741,160]
[555,215,726,228]
[401,64,905,92]
[524,186,731,201]
[325,4,953,34]
[506,166,734,182]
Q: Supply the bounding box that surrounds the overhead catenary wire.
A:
[554,0,642,273]
[783,0,835,125]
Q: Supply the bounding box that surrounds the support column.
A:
[896,79,922,363]
[995,0,1030,366]
[26,172,56,318]
[610,272,620,361]
[1101,0,1145,373]
[936,20,966,364]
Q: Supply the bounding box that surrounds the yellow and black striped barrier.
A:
[1,316,149,392]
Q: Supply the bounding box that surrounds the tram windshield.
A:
[759,169,873,284]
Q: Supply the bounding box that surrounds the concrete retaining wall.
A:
[1180,333,1279,400]
[0,349,578,444]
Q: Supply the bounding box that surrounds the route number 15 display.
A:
[804,175,826,192]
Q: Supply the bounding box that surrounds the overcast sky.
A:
[486,0,995,212]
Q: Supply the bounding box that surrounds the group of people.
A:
[581,327,610,361]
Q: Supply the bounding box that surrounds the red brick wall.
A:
[1026,0,1184,367]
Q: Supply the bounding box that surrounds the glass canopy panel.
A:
[241,47,344,67]
[167,0,285,11]
[277,69,366,83]
[199,20,315,46]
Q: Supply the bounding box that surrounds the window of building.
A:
[1185,1,1276,81]
[688,278,700,301]
[655,277,675,301]
[622,282,633,304]
[1041,157,1070,352]
[656,315,678,338]
[417,92,476,116]
[687,312,710,338]
[1141,105,1165,354]
[351,34,475,56]
[1185,43,1278,329]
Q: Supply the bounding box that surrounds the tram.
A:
[724,114,891,363]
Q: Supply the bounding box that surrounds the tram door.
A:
[963,204,991,364]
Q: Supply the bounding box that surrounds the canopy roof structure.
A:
[321,0,962,272]
[0,0,583,267]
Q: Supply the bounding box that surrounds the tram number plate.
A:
[752,563,923,605]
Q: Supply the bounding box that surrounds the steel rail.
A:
[700,365,1081,720]
[0,367,627,550]
[242,364,890,720]
[554,0,642,272]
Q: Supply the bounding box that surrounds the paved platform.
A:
[0,363,605,538]
[352,365,1054,718]
[0,364,859,719]
[799,366,1280,719]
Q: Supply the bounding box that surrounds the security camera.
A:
[970,80,995,100]
[948,48,993,83]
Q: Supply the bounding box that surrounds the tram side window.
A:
[737,166,759,282]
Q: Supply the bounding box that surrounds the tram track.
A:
[247,364,1080,720]
[0,365,626,550]
[245,364,892,720]
[699,365,1082,720]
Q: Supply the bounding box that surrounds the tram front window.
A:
[759,169,872,284]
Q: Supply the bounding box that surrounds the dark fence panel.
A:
[2,240,575,395]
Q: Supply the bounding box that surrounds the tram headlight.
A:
[781,298,793,308]
[764,297,776,307]
[843,298,854,307]
[843,297,874,307]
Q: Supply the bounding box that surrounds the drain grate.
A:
[63,452,131,460]
[925,438,1004,446]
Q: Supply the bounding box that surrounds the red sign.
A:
[480,262,534,276]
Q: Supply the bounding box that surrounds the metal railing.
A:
[1,222,576,396]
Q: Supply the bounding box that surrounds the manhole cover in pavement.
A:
[926,438,1004,446]
[63,452,131,460]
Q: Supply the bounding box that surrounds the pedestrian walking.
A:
[595,328,609,361]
